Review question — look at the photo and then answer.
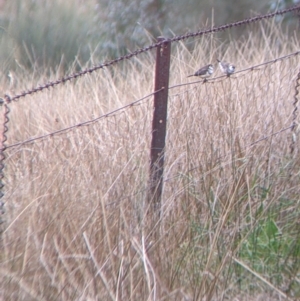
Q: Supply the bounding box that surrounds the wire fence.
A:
[0,7,300,300]
[0,6,300,221]
[3,3,300,104]
[2,50,299,150]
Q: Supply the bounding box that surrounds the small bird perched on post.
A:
[217,59,235,75]
[187,64,214,78]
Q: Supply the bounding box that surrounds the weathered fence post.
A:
[148,36,171,213]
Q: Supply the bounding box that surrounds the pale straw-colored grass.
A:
[1,19,300,301]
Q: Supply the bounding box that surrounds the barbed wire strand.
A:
[290,69,300,155]
[4,49,299,150]
[4,88,164,150]
[170,50,300,90]
[169,4,300,43]
[249,126,293,147]
[3,4,300,103]
[0,95,10,220]
[0,4,299,212]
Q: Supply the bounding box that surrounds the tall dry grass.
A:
[1,20,300,301]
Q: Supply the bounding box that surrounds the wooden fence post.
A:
[148,36,171,213]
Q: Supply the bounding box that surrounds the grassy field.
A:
[1,20,300,301]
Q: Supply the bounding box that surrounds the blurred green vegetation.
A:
[0,0,299,75]
[0,0,99,74]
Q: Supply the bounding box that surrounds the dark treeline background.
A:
[0,0,299,74]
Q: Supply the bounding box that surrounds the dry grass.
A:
[1,20,300,301]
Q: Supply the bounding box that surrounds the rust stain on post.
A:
[149,36,171,212]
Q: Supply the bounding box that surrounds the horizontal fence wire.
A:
[4,49,299,150]
[169,52,298,158]
[4,88,164,150]
[1,4,300,299]
[170,50,300,90]
[4,52,295,204]
[1,3,300,213]
[2,4,300,103]
[5,95,155,212]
